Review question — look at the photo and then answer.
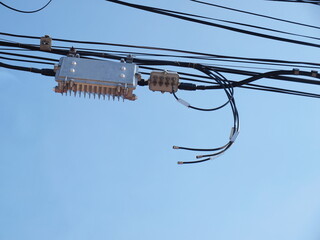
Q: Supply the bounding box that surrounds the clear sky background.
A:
[0,0,320,239]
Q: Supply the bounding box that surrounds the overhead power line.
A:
[266,0,320,5]
[105,0,320,48]
[191,0,320,30]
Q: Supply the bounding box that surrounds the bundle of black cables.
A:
[171,65,239,164]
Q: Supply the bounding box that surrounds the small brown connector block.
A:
[40,35,52,51]
[149,71,179,93]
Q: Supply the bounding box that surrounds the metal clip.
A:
[40,35,52,51]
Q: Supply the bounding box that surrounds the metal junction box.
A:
[54,57,139,100]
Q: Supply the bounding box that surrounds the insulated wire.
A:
[2,39,319,89]
[107,2,320,42]
[105,0,320,48]
[1,32,320,68]
[0,55,54,65]
[191,0,320,30]
[1,37,320,99]
[0,0,52,13]
[266,0,320,4]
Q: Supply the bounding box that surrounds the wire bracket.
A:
[40,35,52,51]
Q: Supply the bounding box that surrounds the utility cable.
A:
[191,0,320,30]
[0,61,55,76]
[1,32,320,69]
[0,0,52,13]
[105,0,320,48]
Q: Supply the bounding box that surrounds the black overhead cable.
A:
[105,0,320,48]
[153,2,320,42]
[1,37,320,76]
[0,0,53,13]
[1,38,320,90]
[99,1,320,42]
[0,61,55,76]
[1,34,320,100]
[191,0,320,30]
[1,32,320,69]
[266,0,320,4]
[0,55,54,65]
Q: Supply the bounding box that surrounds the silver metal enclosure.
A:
[54,57,139,100]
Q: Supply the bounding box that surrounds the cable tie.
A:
[230,131,239,142]
[229,127,235,139]
[229,127,239,142]
[177,98,190,107]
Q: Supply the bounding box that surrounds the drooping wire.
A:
[171,66,239,164]
[266,0,320,5]
[0,0,53,13]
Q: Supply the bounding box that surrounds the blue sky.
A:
[0,0,320,239]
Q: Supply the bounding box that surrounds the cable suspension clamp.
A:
[293,68,300,75]
[40,35,52,51]
[126,54,134,63]
[67,47,79,57]
[311,70,318,78]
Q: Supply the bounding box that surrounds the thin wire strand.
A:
[0,0,52,13]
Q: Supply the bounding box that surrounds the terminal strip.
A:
[148,71,179,93]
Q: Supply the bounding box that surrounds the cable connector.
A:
[173,146,180,149]
[41,68,55,76]
[177,98,190,108]
[149,71,179,93]
[178,83,197,91]
[177,161,184,164]
[229,127,239,142]
[196,152,224,160]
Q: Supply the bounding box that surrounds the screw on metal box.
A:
[54,57,140,101]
